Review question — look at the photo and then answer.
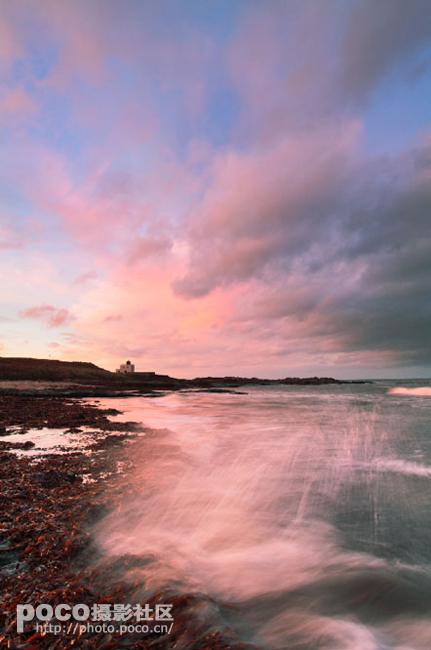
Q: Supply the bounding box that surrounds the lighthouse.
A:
[116,360,135,373]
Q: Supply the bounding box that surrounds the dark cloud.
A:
[318,274,431,365]
[339,0,431,105]
[173,124,356,297]
[174,133,431,365]
[170,0,431,368]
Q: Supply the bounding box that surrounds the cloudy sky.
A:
[1,0,431,379]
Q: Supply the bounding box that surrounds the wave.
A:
[93,392,431,649]
[388,386,431,396]
[374,458,431,478]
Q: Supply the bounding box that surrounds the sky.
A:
[1,0,431,379]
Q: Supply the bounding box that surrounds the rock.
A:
[66,470,82,484]
[38,469,61,487]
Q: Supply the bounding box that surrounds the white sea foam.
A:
[92,387,431,649]
[374,458,431,478]
[388,386,431,396]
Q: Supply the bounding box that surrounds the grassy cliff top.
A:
[0,357,113,383]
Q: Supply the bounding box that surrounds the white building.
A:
[116,360,135,373]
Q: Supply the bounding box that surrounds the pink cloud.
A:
[127,236,172,264]
[103,314,122,323]
[20,305,72,328]
[34,1,109,87]
[1,1,429,377]
[0,87,36,118]
[30,1,213,136]
[73,271,97,285]
[13,138,199,256]
[173,120,361,297]
[0,225,24,250]
[0,14,22,69]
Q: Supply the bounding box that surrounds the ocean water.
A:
[94,381,431,649]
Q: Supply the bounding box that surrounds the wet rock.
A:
[66,470,82,484]
[0,396,257,650]
[0,440,35,451]
[38,469,61,487]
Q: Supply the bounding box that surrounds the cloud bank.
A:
[0,0,430,377]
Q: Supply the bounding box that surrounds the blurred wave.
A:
[388,387,431,396]
[93,385,431,649]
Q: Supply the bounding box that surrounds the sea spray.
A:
[389,386,431,396]
[92,383,431,649]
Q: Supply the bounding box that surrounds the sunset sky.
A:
[1,0,431,379]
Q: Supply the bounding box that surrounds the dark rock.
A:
[38,469,61,487]
[66,470,82,484]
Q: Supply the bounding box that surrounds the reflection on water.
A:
[3,427,97,455]
[94,382,431,649]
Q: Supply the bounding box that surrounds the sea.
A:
[92,380,431,649]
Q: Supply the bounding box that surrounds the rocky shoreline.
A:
[0,394,256,650]
[0,357,371,399]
